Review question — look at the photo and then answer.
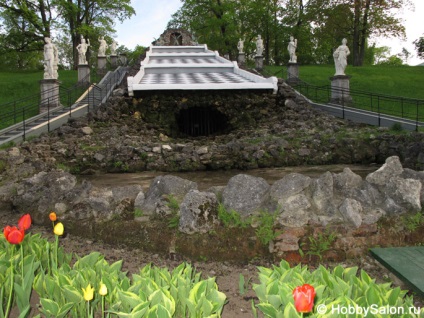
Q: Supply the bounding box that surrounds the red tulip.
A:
[293,284,316,313]
[3,226,25,244]
[18,214,32,231]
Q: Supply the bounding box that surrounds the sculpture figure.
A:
[43,37,59,79]
[110,40,118,55]
[333,38,350,76]
[237,39,244,53]
[288,36,297,63]
[98,36,108,56]
[77,36,90,64]
[256,35,264,56]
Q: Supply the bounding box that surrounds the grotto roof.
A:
[127,44,278,96]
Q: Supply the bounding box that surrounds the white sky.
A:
[115,0,423,66]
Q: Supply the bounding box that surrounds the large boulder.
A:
[222,174,270,218]
[311,172,335,215]
[141,175,198,215]
[179,190,219,234]
[402,168,424,204]
[339,198,362,228]
[269,173,311,201]
[277,194,312,227]
[365,156,403,186]
[383,177,422,213]
[13,171,79,223]
[111,185,144,203]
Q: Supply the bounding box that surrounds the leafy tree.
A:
[55,0,135,69]
[0,0,135,70]
[413,36,424,59]
[378,55,403,66]
[372,45,391,64]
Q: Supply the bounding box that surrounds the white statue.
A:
[333,38,350,76]
[98,36,108,56]
[256,35,264,56]
[76,36,90,64]
[288,36,297,63]
[43,37,59,79]
[237,39,244,54]
[110,40,118,55]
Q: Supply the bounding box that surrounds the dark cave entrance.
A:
[176,107,229,137]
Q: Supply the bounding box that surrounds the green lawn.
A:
[0,70,79,105]
[265,64,424,100]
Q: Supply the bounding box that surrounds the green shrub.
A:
[252,211,281,245]
[217,203,250,228]
[402,211,424,232]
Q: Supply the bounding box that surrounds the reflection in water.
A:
[81,165,378,191]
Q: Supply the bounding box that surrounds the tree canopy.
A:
[414,36,424,59]
[168,0,411,66]
[0,0,135,70]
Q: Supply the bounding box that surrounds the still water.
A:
[81,164,378,191]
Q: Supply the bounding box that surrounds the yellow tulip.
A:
[53,222,64,236]
[99,283,108,296]
[82,284,94,301]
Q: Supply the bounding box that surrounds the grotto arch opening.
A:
[176,106,229,137]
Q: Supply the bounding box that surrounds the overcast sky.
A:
[114,0,423,66]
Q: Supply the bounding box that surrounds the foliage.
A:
[253,260,419,317]
[1,230,227,317]
[168,0,410,66]
[401,211,424,232]
[217,203,250,228]
[413,36,424,59]
[302,229,337,260]
[0,0,135,70]
[390,122,404,132]
[252,211,280,245]
[166,195,180,229]
[134,208,144,218]
[378,55,404,66]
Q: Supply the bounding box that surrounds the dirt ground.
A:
[2,210,423,317]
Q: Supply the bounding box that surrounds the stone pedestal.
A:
[119,53,127,66]
[97,56,107,76]
[78,64,90,85]
[110,55,118,68]
[330,75,352,105]
[287,63,300,84]
[40,79,60,114]
[237,53,245,67]
[255,55,263,71]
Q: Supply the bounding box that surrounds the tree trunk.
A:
[358,0,371,66]
[352,0,361,66]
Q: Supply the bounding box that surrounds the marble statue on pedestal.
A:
[288,36,297,63]
[98,36,108,56]
[256,35,263,56]
[333,38,350,76]
[43,37,59,79]
[77,36,90,64]
[237,39,244,53]
[110,40,118,55]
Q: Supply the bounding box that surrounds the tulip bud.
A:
[49,212,57,222]
[54,222,64,236]
[99,283,108,296]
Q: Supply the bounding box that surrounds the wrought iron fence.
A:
[0,67,128,144]
[261,66,424,130]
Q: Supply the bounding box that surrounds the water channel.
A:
[81,164,378,191]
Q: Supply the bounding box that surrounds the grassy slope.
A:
[266,65,424,100]
[0,70,78,105]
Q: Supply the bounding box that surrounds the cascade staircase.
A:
[0,67,128,146]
